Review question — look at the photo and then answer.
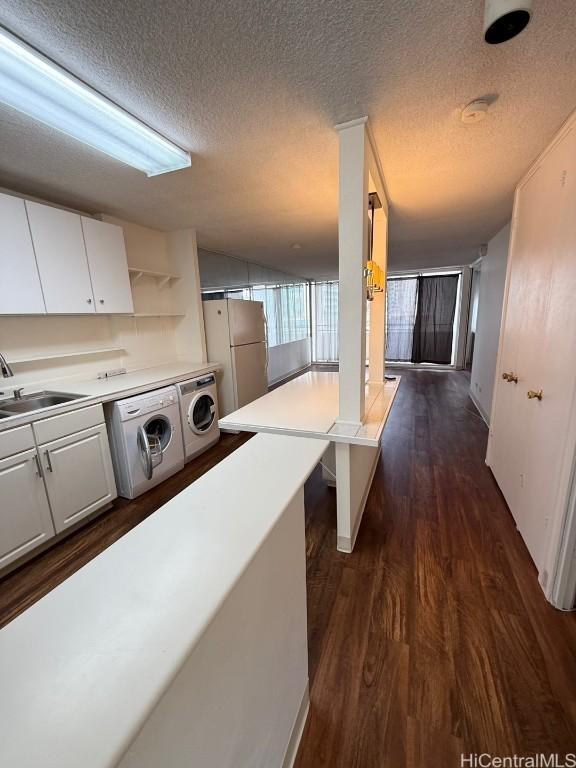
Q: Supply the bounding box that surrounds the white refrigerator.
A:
[202,298,268,417]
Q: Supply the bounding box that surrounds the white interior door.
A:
[231,342,268,409]
[228,300,265,345]
[488,170,543,512]
[0,193,46,315]
[82,217,134,314]
[0,448,55,569]
[518,126,576,569]
[26,201,95,314]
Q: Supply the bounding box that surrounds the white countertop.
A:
[219,371,401,447]
[0,361,221,432]
[0,432,327,768]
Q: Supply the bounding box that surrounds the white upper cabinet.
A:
[25,201,96,314]
[81,217,134,314]
[0,192,46,314]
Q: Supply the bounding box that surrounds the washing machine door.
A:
[188,392,216,435]
[137,416,173,480]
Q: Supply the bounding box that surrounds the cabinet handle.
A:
[527,389,543,401]
[99,298,105,304]
[502,372,518,383]
[45,450,53,472]
[87,298,93,304]
[33,453,43,477]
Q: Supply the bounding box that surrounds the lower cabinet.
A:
[0,447,55,570]
[0,405,118,572]
[39,423,117,533]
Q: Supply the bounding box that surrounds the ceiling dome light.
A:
[461,99,489,124]
[291,243,302,250]
[484,0,532,44]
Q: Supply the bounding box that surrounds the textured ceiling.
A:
[0,0,575,278]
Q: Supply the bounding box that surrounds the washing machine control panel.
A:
[117,386,177,421]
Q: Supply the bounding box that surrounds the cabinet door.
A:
[0,448,55,569]
[41,423,117,533]
[0,192,46,314]
[25,201,95,314]
[81,217,134,314]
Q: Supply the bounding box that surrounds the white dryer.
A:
[106,385,184,499]
[177,373,220,460]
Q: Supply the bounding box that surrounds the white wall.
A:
[267,338,311,386]
[0,202,205,390]
[470,223,511,423]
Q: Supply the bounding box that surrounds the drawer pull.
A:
[527,389,543,401]
[502,372,518,383]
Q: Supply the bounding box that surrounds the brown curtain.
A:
[411,275,459,364]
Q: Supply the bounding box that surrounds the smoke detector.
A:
[461,100,489,124]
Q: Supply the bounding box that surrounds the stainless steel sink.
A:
[0,391,84,416]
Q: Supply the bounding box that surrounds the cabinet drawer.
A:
[0,424,35,461]
[34,404,104,445]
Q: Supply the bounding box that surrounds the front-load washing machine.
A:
[176,373,220,461]
[105,385,184,499]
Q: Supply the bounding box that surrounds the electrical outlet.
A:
[97,368,127,379]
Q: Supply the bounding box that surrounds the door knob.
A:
[527,389,543,401]
[502,372,518,383]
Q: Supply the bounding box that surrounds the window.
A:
[251,283,310,347]
[312,281,339,362]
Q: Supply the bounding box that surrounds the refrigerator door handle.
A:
[263,313,269,373]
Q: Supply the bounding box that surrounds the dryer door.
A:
[188,392,216,435]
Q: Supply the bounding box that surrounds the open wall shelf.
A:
[128,267,181,289]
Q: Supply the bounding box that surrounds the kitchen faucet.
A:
[0,352,14,378]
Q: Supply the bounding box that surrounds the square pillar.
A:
[335,118,369,426]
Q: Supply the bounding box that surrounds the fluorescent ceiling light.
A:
[0,27,191,176]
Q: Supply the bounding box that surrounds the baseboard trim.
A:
[468,389,490,426]
[337,446,381,554]
[282,681,310,768]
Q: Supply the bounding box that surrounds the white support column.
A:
[333,117,390,553]
[335,118,369,427]
[368,207,388,382]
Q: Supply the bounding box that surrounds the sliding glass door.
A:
[386,277,418,362]
[387,273,460,365]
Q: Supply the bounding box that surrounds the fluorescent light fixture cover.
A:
[0,27,191,176]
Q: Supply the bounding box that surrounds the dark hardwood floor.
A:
[296,369,576,767]
[1,369,575,766]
